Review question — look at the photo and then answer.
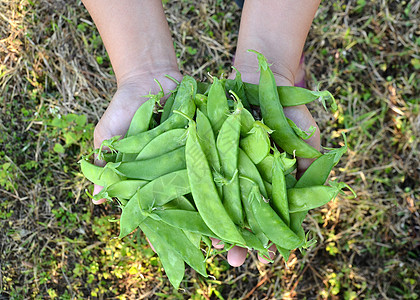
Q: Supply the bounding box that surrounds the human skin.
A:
[82,0,321,267]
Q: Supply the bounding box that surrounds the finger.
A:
[227,246,248,267]
[92,184,107,205]
[146,237,156,253]
[258,244,277,264]
[283,105,321,178]
[210,237,225,249]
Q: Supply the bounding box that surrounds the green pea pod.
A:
[160,90,176,123]
[169,75,197,118]
[257,155,274,183]
[119,189,147,239]
[102,152,117,163]
[224,67,250,109]
[238,148,267,198]
[237,227,271,258]
[240,121,272,164]
[196,109,221,174]
[92,179,148,202]
[138,169,191,212]
[183,230,202,249]
[249,50,321,159]
[243,82,336,109]
[240,107,255,137]
[272,152,290,226]
[216,105,243,226]
[185,117,246,245]
[126,96,158,137]
[142,217,208,277]
[287,185,340,213]
[287,118,316,140]
[139,220,185,290]
[194,94,208,116]
[248,180,304,250]
[196,81,210,95]
[207,77,229,133]
[135,128,186,160]
[113,89,195,153]
[79,158,122,187]
[162,196,196,211]
[153,210,217,238]
[285,174,298,189]
[116,147,186,180]
[239,177,270,248]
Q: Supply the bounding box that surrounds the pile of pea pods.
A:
[80,51,354,289]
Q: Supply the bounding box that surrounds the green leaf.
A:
[53,143,65,153]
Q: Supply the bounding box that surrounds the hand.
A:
[92,71,182,204]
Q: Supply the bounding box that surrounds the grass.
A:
[1,0,419,299]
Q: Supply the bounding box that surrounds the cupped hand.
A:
[91,71,182,204]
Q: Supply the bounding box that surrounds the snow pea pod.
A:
[250,50,321,159]
[135,128,186,160]
[126,95,158,137]
[207,77,229,133]
[240,107,255,137]
[216,105,243,226]
[169,75,197,118]
[238,148,267,198]
[79,158,122,187]
[114,88,195,153]
[194,94,208,116]
[162,196,196,211]
[184,116,246,245]
[248,181,304,250]
[160,90,176,123]
[138,220,185,290]
[152,210,216,238]
[272,152,290,226]
[240,121,272,164]
[119,189,147,238]
[116,146,186,180]
[196,109,221,174]
[224,67,250,109]
[138,169,191,212]
[239,177,270,248]
[92,179,148,202]
[287,185,340,213]
[142,217,208,277]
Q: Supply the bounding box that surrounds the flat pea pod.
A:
[138,169,191,212]
[292,137,347,231]
[162,196,196,211]
[92,179,148,202]
[160,91,176,123]
[238,148,267,198]
[102,152,117,163]
[207,77,229,133]
[114,90,195,153]
[185,118,246,245]
[250,50,321,158]
[116,147,186,180]
[126,96,158,137]
[237,227,270,258]
[216,106,243,226]
[183,231,202,249]
[119,189,147,238]
[244,82,320,107]
[79,158,122,187]
[139,220,185,290]
[240,121,271,164]
[152,210,217,238]
[169,76,197,117]
[271,152,290,226]
[224,68,250,109]
[239,177,270,248]
[141,217,207,277]
[194,94,208,116]
[285,174,298,189]
[196,81,210,95]
[248,182,304,250]
[196,109,221,175]
[135,128,186,160]
[240,107,255,137]
[288,185,340,213]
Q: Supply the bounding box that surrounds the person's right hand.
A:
[92,71,182,204]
